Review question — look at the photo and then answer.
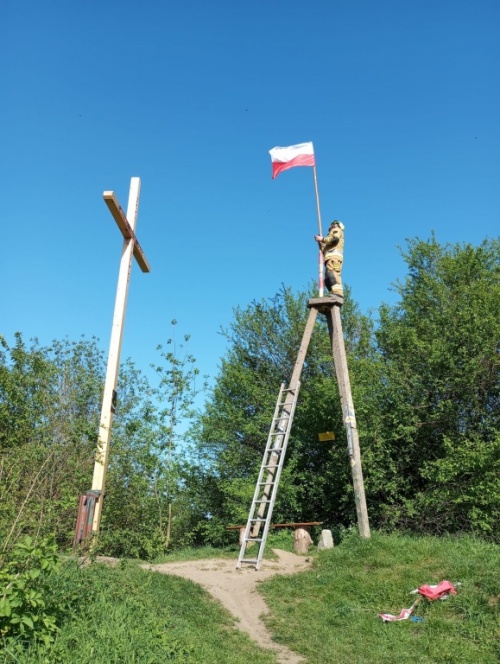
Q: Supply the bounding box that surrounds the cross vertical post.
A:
[89,177,150,538]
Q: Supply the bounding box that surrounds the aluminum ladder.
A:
[237,381,301,570]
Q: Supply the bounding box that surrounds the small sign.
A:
[318,431,335,442]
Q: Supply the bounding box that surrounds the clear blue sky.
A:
[2,0,499,390]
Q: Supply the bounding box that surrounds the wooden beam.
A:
[326,304,370,539]
[89,177,150,538]
[103,191,151,273]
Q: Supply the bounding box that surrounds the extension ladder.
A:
[236,381,301,570]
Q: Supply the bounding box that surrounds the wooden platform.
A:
[307,295,344,312]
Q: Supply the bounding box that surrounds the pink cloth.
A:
[379,580,458,622]
[418,581,457,601]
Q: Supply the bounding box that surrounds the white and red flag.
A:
[268,142,315,179]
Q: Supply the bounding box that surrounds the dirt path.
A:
[144,549,312,664]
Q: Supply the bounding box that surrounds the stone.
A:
[317,529,334,550]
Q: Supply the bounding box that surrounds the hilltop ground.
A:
[144,549,311,664]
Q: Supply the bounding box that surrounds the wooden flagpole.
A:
[312,165,324,296]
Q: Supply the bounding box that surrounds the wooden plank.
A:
[103,191,132,238]
[307,295,343,312]
[228,522,322,530]
[103,191,151,273]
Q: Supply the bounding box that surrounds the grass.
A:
[4,559,276,664]
[150,543,240,564]
[2,532,498,663]
[259,531,500,663]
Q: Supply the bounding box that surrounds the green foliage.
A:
[0,335,104,549]
[191,284,375,541]
[364,236,500,536]
[4,534,497,664]
[416,432,500,535]
[0,326,206,560]
[192,237,500,543]
[0,536,60,649]
[1,235,499,558]
[99,322,208,558]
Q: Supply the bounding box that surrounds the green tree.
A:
[191,284,375,542]
[0,334,104,549]
[98,323,208,558]
[150,321,208,549]
[366,236,500,536]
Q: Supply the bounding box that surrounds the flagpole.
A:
[312,165,324,296]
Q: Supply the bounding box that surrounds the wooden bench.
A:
[227,522,323,554]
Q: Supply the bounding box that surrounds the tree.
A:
[0,334,104,549]
[150,320,208,549]
[366,236,500,536]
[191,284,375,542]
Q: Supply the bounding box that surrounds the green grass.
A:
[150,543,240,564]
[3,532,498,663]
[259,531,500,663]
[4,560,276,664]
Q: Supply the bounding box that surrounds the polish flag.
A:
[269,142,315,179]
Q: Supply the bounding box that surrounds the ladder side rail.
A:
[251,390,297,533]
[253,382,301,529]
[254,382,301,570]
[238,384,301,568]
[237,383,287,567]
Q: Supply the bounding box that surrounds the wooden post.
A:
[252,307,319,534]
[90,177,150,536]
[321,300,371,539]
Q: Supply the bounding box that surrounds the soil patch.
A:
[144,549,312,663]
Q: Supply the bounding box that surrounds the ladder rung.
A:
[262,464,278,469]
[245,537,262,543]
[240,558,258,564]
[258,481,275,485]
[254,498,271,503]
[250,518,266,522]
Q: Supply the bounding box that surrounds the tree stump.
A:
[294,526,312,554]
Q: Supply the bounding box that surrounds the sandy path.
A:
[144,549,312,663]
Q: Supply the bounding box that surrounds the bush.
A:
[0,536,60,649]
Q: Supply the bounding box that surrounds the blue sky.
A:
[2,0,499,392]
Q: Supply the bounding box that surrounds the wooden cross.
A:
[90,177,150,535]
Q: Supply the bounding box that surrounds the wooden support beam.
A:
[324,301,371,539]
[253,306,319,533]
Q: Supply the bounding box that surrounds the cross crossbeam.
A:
[103,191,150,273]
